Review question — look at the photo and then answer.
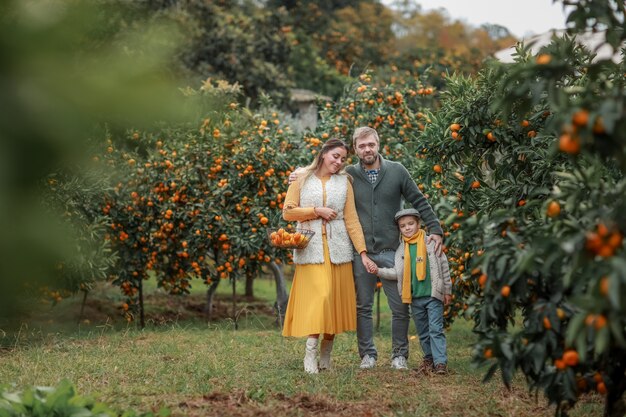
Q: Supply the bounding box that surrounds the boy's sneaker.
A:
[415,358,434,375]
[391,356,408,370]
[359,354,377,369]
[434,363,448,375]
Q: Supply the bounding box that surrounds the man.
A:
[346,127,443,370]
[291,127,443,370]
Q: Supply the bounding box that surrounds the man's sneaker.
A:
[391,356,408,370]
[415,358,434,375]
[434,363,448,375]
[359,354,377,369]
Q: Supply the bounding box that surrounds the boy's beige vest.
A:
[293,174,354,265]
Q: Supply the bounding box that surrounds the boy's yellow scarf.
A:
[401,229,426,304]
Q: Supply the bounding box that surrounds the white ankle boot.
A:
[319,339,333,370]
[304,337,319,374]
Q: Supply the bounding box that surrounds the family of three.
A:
[281,127,452,375]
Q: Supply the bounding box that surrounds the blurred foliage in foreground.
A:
[0,0,192,319]
[0,379,168,417]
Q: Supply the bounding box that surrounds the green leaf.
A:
[531,342,546,373]
[1,392,22,405]
[563,368,577,402]
[594,326,610,354]
[28,389,43,409]
[609,258,626,309]
[69,408,94,417]
[513,248,536,273]
[91,402,115,415]
[609,317,626,347]
[501,342,513,360]
[501,360,514,388]
[566,313,586,347]
[575,331,588,363]
[482,363,499,383]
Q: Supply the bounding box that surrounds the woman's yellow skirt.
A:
[282,235,357,337]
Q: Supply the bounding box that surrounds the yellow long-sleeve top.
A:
[283,175,367,254]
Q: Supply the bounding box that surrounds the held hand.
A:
[315,207,338,221]
[444,294,452,306]
[288,167,306,185]
[428,234,444,256]
[361,253,378,275]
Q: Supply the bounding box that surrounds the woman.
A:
[282,138,375,373]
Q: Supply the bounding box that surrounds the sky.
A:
[409,0,572,39]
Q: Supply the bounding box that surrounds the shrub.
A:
[410,1,626,413]
[0,379,168,417]
[99,82,306,325]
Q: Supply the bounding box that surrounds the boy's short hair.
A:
[394,208,421,224]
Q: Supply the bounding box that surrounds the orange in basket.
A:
[267,227,315,249]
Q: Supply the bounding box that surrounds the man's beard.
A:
[361,153,377,166]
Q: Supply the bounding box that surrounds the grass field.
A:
[0,276,604,416]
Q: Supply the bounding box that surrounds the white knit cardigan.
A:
[293,174,354,265]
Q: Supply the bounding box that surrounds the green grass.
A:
[0,277,604,417]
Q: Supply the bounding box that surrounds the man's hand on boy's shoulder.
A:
[427,234,443,256]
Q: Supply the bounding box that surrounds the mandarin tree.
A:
[408,1,626,415]
[0,0,192,320]
[314,71,435,155]
[101,81,305,326]
[41,164,117,308]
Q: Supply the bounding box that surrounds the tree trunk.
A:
[245,269,254,297]
[138,278,145,329]
[232,278,238,330]
[78,289,88,324]
[204,278,220,321]
[605,350,626,417]
[268,261,289,327]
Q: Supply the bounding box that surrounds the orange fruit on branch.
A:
[478,274,488,288]
[594,314,607,329]
[546,201,561,218]
[536,54,552,64]
[543,316,552,330]
[572,109,589,127]
[562,350,579,367]
[559,133,580,154]
[599,276,609,297]
[555,359,566,370]
[500,285,511,297]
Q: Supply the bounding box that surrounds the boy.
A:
[373,208,452,375]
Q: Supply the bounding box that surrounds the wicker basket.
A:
[267,227,315,249]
